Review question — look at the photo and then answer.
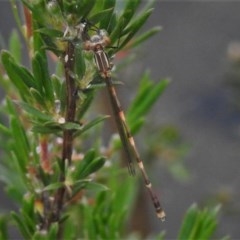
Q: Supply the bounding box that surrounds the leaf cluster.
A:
[155,204,229,240]
[177,204,229,240]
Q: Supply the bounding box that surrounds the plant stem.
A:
[53,41,77,237]
[62,41,77,166]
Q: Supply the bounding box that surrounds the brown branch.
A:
[50,41,77,237]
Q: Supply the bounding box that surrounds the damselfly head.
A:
[90,34,102,44]
[86,29,110,48]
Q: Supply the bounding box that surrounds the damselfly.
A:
[78,20,166,221]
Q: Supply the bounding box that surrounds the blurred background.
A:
[1,1,240,239]
[142,2,240,239]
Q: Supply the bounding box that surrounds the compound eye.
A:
[91,35,101,43]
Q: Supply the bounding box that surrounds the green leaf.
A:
[85,182,108,192]
[130,78,169,119]
[66,149,95,181]
[36,28,63,38]
[11,212,31,239]
[80,156,105,178]
[20,211,35,235]
[110,0,141,44]
[47,223,59,239]
[76,90,94,119]
[70,179,107,200]
[31,124,61,134]
[10,117,29,170]
[74,115,109,137]
[74,180,108,192]
[128,118,144,135]
[43,182,64,192]
[99,0,116,29]
[178,204,199,239]
[51,74,62,100]
[198,206,220,239]
[1,50,33,100]
[41,45,63,56]
[89,8,115,25]
[84,148,96,161]
[33,222,58,240]
[0,123,11,136]
[9,29,21,63]
[74,44,86,79]
[77,0,96,20]
[70,149,105,179]
[0,215,9,239]
[32,51,54,104]
[122,0,141,18]
[15,101,52,121]
[62,122,82,130]
[6,186,24,204]
[62,0,95,21]
[29,88,47,107]
[22,194,35,218]
[128,26,162,49]
[32,118,81,133]
[119,8,154,50]
[6,100,30,168]
[127,73,169,132]
[73,155,105,180]
[178,204,221,240]
[51,75,66,114]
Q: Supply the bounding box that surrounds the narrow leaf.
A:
[29,88,47,107]
[62,122,82,130]
[89,8,115,25]
[178,204,199,239]
[1,51,32,100]
[10,117,29,169]
[99,0,116,29]
[31,124,61,134]
[77,90,94,119]
[128,26,162,49]
[32,51,54,103]
[11,212,31,239]
[81,157,105,177]
[0,123,11,136]
[74,44,86,79]
[9,29,21,62]
[16,101,52,121]
[83,181,108,192]
[36,28,63,38]
[127,75,169,127]
[74,115,109,137]
[43,182,64,191]
[0,216,9,239]
[119,9,154,50]
[110,0,141,44]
